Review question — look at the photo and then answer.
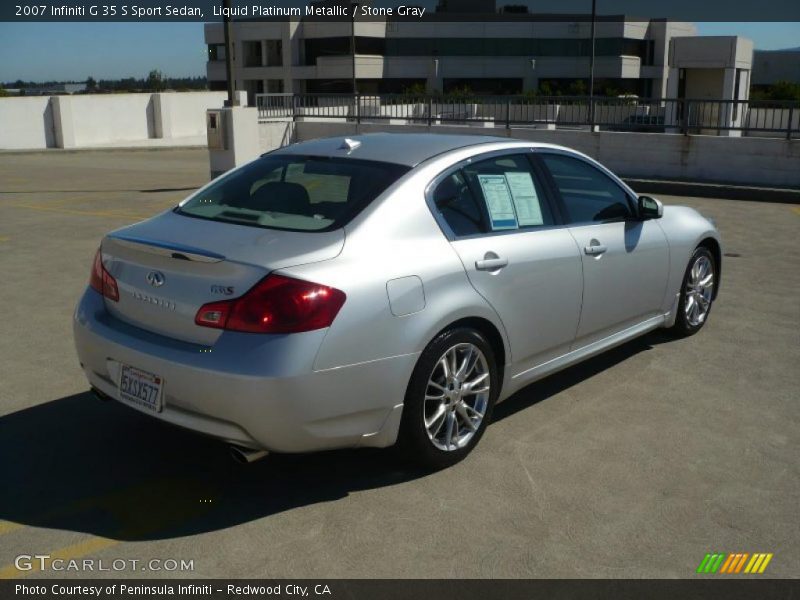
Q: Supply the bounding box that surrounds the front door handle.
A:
[584,243,607,256]
[475,255,508,271]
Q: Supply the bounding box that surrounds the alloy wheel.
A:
[423,343,491,451]
[684,254,714,327]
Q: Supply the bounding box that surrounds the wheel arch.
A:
[430,316,507,392]
[697,237,722,300]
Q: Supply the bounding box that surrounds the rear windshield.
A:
[177,155,409,232]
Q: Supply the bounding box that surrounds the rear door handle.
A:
[584,244,607,256]
[475,257,508,271]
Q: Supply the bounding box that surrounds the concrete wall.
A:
[289,121,800,188]
[154,92,228,139]
[62,94,154,147]
[0,92,227,150]
[0,96,56,150]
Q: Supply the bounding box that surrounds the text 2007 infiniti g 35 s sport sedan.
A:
[74,133,721,469]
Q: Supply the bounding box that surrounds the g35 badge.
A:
[211,285,235,296]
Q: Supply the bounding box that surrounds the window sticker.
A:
[477,174,518,230]
[505,171,544,227]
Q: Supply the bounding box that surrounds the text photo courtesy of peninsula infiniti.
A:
[73,133,721,469]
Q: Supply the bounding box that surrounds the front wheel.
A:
[397,328,499,470]
[670,246,716,337]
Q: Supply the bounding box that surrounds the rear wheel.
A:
[670,246,716,337]
[397,328,498,470]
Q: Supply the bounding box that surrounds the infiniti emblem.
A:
[146,271,165,287]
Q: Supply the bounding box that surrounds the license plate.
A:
[118,364,164,413]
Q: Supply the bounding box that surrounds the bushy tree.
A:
[767,80,800,101]
[146,69,165,91]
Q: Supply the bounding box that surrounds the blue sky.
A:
[0,21,797,83]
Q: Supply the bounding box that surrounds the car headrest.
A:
[249,181,312,214]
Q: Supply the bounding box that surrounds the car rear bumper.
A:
[73,288,416,453]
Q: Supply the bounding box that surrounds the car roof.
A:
[270,132,515,167]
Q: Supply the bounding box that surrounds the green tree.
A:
[767,80,800,102]
[567,80,588,96]
[146,69,165,91]
[401,81,427,96]
[86,76,97,92]
[444,85,475,101]
[538,81,555,96]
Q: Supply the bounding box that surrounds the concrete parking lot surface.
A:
[0,149,798,579]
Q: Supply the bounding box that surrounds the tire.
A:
[670,246,716,337]
[397,327,499,470]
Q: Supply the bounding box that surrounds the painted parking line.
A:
[791,206,800,216]
[0,236,10,242]
[0,521,24,536]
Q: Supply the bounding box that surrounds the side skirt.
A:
[499,314,668,401]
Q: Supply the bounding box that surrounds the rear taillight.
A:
[195,274,346,334]
[89,248,119,302]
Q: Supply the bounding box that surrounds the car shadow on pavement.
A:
[494,329,672,422]
[0,330,671,542]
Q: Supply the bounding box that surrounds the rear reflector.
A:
[89,248,119,302]
[195,274,346,334]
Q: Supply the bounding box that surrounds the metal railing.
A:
[256,93,800,139]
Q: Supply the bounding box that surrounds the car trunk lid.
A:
[101,210,344,345]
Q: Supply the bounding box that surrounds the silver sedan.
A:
[73,133,721,469]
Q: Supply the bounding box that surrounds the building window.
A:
[265,40,282,67]
[244,79,264,106]
[303,37,387,66]
[266,79,284,93]
[300,35,650,66]
[304,37,350,65]
[208,44,226,62]
[444,78,523,95]
[243,41,262,68]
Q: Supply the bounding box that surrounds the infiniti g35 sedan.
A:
[74,133,721,469]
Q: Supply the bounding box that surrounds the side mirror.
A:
[638,195,663,220]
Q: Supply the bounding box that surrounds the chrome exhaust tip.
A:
[229,445,269,464]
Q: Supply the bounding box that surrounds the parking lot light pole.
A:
[588,0,596,128]
[223,0,236,107]
[351,2,360,95]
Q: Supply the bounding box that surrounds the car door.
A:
[430,151,583,372]
[537,151,670,348]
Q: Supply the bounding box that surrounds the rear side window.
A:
[178,155,409,232]
[433,153,554,237]
[433,171,486,237]
[540,154,633,224]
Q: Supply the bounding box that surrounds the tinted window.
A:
[178,156,408,232]
[461,154,554,231]
[541,154,633,224]
[434,154,554,237]
[434,171,486,237]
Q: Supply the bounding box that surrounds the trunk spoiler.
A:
[106,234,226,263]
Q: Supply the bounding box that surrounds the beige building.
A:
[204,11,752,105]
